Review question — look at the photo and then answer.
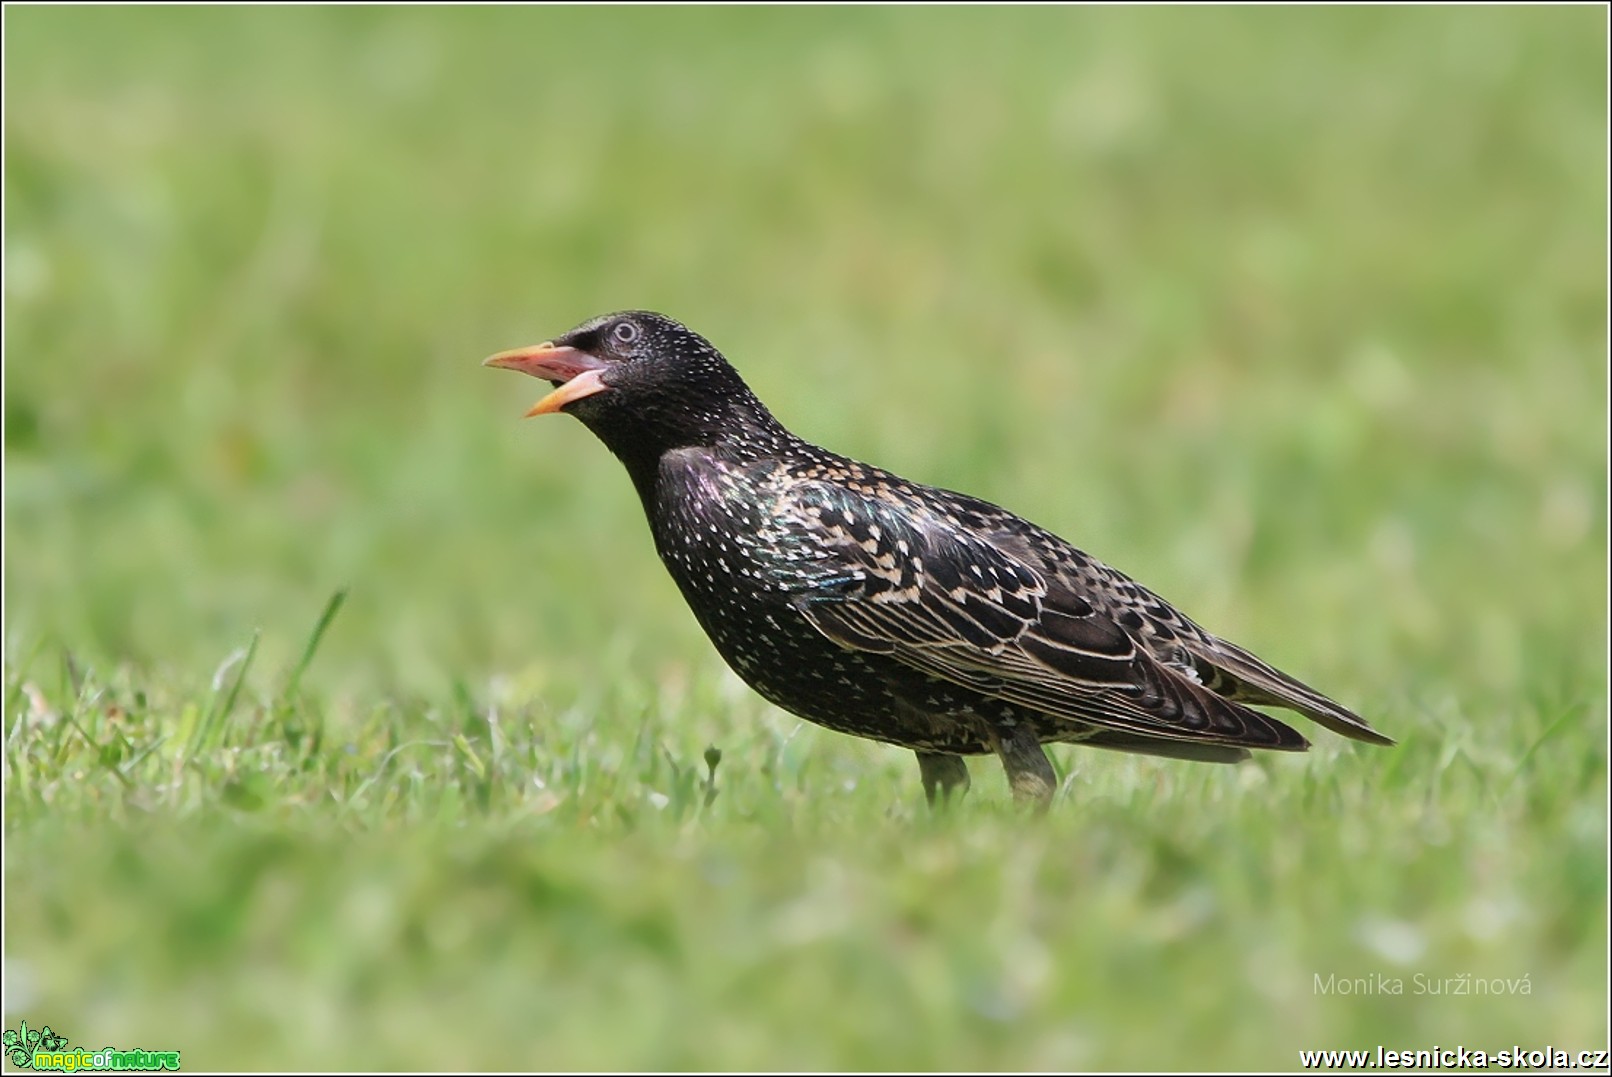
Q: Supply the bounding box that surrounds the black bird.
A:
[486,311,1393,807]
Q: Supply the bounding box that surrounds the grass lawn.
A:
[4,6,1607,1070]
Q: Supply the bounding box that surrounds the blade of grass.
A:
[281,587,348,704]
[1504,703,1582,794]
[188,631,260,759]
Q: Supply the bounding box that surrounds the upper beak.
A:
[483,342,612,416]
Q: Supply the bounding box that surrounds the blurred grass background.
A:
[4,6,1607,1070]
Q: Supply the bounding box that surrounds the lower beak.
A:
[483,343,612,416]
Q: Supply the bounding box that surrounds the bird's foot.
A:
[916,751,971,808]
[990,724,1057,811]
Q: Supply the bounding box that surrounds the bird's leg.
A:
[916,751,971,807]
[990,724,1057,809]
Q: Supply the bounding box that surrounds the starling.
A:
[486,311,1393,807]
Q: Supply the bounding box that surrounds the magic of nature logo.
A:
[3,1022,180,1072]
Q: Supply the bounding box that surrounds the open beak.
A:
[483,343,612,416]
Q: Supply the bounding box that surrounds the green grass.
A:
[4,6,1607,1070]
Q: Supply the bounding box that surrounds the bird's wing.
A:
[766,481,1308,751]
[1180,632,1396,746]
[1044,550,1395,747]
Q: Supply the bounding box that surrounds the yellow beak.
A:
[483,343,612,416]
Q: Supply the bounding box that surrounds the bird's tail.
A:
[1072,729,1253,764]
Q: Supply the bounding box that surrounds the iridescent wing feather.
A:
[766,480,1313,752]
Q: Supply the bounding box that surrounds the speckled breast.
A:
[646,449,999,754]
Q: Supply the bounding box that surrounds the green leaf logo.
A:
[4,1021,33,1067]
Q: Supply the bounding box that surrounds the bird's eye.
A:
[612,321,640,345]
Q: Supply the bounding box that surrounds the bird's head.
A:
[485,311,781,468]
